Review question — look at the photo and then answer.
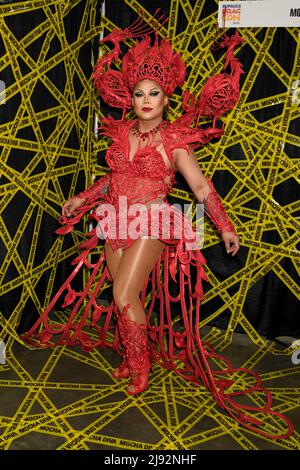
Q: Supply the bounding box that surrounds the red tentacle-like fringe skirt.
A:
[21,198,294,440]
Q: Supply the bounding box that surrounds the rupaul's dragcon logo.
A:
[222,3,241,26]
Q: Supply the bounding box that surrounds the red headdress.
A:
[93,12,185,116]
[93,11,244,126]
[122,35,185,95]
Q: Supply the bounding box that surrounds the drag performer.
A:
[22,15,293,439]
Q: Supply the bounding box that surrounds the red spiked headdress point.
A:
[122,35,185,96]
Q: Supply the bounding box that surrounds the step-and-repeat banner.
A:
[219,0,300,27]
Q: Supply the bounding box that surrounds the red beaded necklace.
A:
[132,123,161,142]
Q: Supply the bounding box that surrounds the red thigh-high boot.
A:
[120,313,151,396]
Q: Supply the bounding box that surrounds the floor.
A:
[0,324,299,452]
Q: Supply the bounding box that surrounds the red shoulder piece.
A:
[163,32,244,152]
[183,32,245,127]
[99,116,132,143]
[163,121,224,152]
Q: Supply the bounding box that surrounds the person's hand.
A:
[62,196,86,217]
[222,231,240,256]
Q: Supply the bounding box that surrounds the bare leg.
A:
[104,242,123,281]
[112,237,165,325]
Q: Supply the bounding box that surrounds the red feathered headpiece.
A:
[93,12,185,115]
[93,12,244,125]
[122,35,185,95]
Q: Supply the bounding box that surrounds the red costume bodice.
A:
[96,118,205,251]
[104,120,175,206]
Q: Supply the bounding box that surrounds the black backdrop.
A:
[0,0,103,335]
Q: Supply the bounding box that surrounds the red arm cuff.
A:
[204,178,235,233]
[76,173,111,202]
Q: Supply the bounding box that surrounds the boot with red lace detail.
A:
[111,318,130,379]
[121,316,151,396]
[112,358,130,379]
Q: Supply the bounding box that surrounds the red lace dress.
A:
[21,118,293,439]
[97,119,199,253]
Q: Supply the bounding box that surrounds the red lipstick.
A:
[142,107,153,112]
